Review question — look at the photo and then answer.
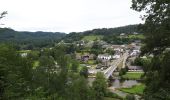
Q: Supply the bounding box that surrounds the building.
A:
[20,53,27,57]
[98,54,112,60]
[128,66,143,72]
[112,54,121,59]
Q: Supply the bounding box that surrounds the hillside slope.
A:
[0,28,66,49]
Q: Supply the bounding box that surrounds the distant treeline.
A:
[0,24,141,49]
[0,28,66,49]
[63,24,141,42]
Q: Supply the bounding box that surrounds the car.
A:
[96,65,102,69]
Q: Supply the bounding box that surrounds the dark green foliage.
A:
[143,52,170,99]
[63,25,140,43]
[125,94,135,100]
[90,41,103,56]
[105,48,115,55]
[0,44,33,99]
[119,67,128,76]
[0,44,100,100]
[103,34,130,44]
[65,74,96,100]
[71,60,79,72]
[105,91,123,99]
[131,0,170,55]
[0,28,65,49]
[63,32,83,43]
[83,25,140,35]
[131,0,170,99]
[80,66,88,78]
[92,72,107,100]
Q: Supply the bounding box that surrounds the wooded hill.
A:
[0,28,66,49]
[0,24,141,48]
[63,24,141,42]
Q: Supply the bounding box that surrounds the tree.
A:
[92,72,107,100]
[0,11,7,27]
[131,0,170,55]
[131,0,170,99]
[80,66,88,78]
[0,44,33,99]
[0,11,7,21]
[71,60,79,72]
[65,74,96,100]
[125,94,135,100]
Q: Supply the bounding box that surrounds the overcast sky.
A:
[0,0,143,33]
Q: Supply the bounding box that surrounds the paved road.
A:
[104,52,129,79]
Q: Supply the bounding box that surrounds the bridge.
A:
[103,52,128,79]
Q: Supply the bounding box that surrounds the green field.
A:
[82,35,103,41]
[122,72,144,80]
[18,50,31,53]
[127,34,145,39]
[119,84,145,95]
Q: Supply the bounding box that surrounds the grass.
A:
[105,91,123,100]
[122,72,144,80]
[82,35,103,41]
[87,60,96,65]
[18,50,31,53]
[119,84,145,95]
[33,61,39,69]
[127,34,145,39]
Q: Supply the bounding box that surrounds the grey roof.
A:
[128,66,143,70]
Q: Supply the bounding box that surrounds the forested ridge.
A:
[0,28,66,49]
[0,24,140,46]
[63,24,141,42]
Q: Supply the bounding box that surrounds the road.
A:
[104,51,129,79]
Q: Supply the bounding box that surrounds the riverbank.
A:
[121,72,144,80]
[119,84,145,95]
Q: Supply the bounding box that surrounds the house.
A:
[130,46,141,56]
[80,53,95,62]
[114,48,124,52]
[112,54,121,59]
[130,50,140,56]
[98,54,112,60]
[112,45,122,49]
[21,53,27,57]
[128,66,143,71]
[133,32,139,35]
[120,33,125,36]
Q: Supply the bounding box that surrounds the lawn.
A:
[127,34,145,39]
[18,50,31,53]
[122,72,144,80]
[119,84,145,95]
[87,60,96,65]
[82,35,103,41]
[33,61,39,69]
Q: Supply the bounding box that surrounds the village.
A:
[74,33,143,78]
[19,32,145,99]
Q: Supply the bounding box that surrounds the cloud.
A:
[0,0,143,33]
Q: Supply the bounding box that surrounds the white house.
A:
[112,54,120,59]
[98,54,112,60]
[114,48,124,52]
[21,53,27,57]
[130,49,140,56]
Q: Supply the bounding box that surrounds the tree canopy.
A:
[132,0,170,99]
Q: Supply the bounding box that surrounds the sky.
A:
[0,0,143,33]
